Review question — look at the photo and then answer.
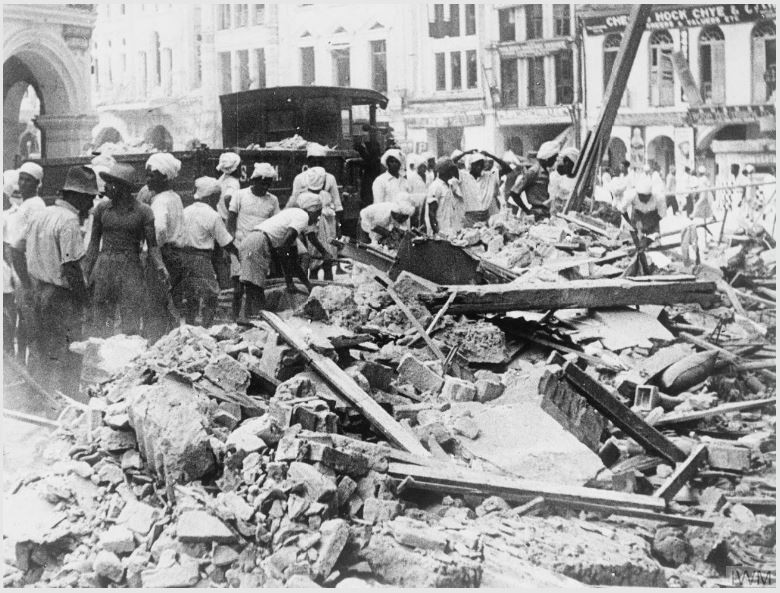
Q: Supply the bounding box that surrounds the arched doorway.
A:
[144,125,173,152]
[4,57,45,168]
[606,137,627,174]
[94,126,123,147]
[647,135,675,176]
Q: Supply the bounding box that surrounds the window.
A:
[255,48,266,88]
[699,26,725,104]
[370,40,387,93]
[649,29,674,106]
[500,58,518,106]
[162,48,173,94]
[435,52,446,90]
[238,49,250,91]
[752,21,776,103]
[451,51,462,90]
[603,33,621,90]
[107,41,113,85]
[219,51,231,94]
[466,49,478,88]
[528,56,546,105]
[555,50,574,104]
[498,8,515,42]
[333,48,350,87]
[218,4,231,30]
[449,4,460,37]
[430,4,446,37]
[152,32,161,86]
[526,5,543,40]
[193,6,202,88]
[553,4,570,37]
[253,4,265,25]
[236,4,249,27]
[301,46,315,85]
[139,51,148,92]
[465,4,476,35]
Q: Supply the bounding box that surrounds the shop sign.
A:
[583,4,776,35]
[405,112,485,128]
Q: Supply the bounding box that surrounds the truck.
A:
[28,86,391,234]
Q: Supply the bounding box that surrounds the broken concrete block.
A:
[453,416,480,440]
[99,525,136,555]
[77,334,148,390]
[362,498,401,524]
[387,517,448,551]
[476,496,511,517]
[397,353,444,393]
[312,519,350,580]
[440,376,477,402]
[141,556,200,588]
[652,526,691,567]
[120,450,142,471]
[93,550,124,583]
[226,426,267,456]
[98,426,137,453]
[204,353,251,393]
[435,320,509,365]
[177,510,236,544]
[127,379,216,483]
[259,335,306,382]
[212,545,239,567]
[117,500,160,536]
[286,573,321,587]
[306,444,369,478]
[214,402,241,430]
[123,548,152,588]
[215,492,254,523]
[538,366,606,453]
[474,370,505,403]
[209,323,242,341]
[287,462,337,503]
[706,442,751,472]
[351,361,395,392]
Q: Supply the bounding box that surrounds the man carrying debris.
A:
[371,148,409,205]
[85,163,167,338]
[143,153,187,341]
[238,193,327,317]
[15,166,98,394]
[548,146,580,214]
[425,157,465,236]
[507,141,558,221]
[621,175,666,236]
[359,197,415,245]
[455,149,512,226]
[180,177,240,327]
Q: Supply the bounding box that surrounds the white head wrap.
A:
[217,152,241,174]
[18,162,43,182]
[193,176,223,200]
[3,170,19,197]
[306,143,329,158]
[297,191,323,212]
[744,164,755,174]
[380,148,404,169]
[390,198,415,217]
[502,150,521,167]
[91,153,116,169]
[305,166,327,191]
[450,149,464,160]
[467,153,486,168]
[560,147,580,162]
[250,162,276,180]
[145,152,182,180]
[420,151,436,162]
[536,141,559,161]
[636,175,653,195]
[697,165,707,175]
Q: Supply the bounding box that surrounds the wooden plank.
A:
[653,398,776,427]
[387,462,667,512]
[3,408,60,429]
[562,362,687,464]
[524,335,624,372]
[654,445,709,502]
[258,311,430,457]
[733,288,776,308]
[420,278,717,314]
[513,497,546,517]
[549,501,714,527]
[715,279,747,316]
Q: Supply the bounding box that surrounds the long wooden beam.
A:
[258,312,430,457]
[562,362,687,464]
[387,462,667,512]
[654,444,709,502]
[419,278,718,314]
[653,397,776,428]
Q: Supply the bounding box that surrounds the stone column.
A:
[36,114,99,158]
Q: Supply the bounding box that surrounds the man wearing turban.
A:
[216,151,242,222]
[372,149,409,205]
[359,195,415,245]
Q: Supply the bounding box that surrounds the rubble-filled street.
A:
[3,208,776,588]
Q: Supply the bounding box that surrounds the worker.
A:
[621,175,666,236]
[238,193,327,317]
[82,153,116,250]
[3,170,21,355]
[683,166,699,217]
[548,146,580,214]
[507,141,558,221]
[17,166,98,394]
[6,162,45,364]
[84,163,166,338]
[406,160,428,228]
[227,162,280,320]
[664,165,678,215]
[609,160,631,208]
[292,145,341,215]
[425,158,465,236]
[289,167,340,281]
[180,177,239,327]
[456,149,512,225]
[738,164,758,221]
[420,151,437,185]
[216,151,242,222]
[371,148,409,205]
[144,153,186,342]
[359,197,415,245]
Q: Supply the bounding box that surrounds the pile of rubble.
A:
[3,212,776,588]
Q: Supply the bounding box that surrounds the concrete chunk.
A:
[312,519,350,580]
[177,510,236,544]
[388,517,448,551]
[141,556,200,588]
[99,525,136,555]
[440,376,477,402]
[93,550,124,583]
[204,353,251,393]
[397,353,444,393]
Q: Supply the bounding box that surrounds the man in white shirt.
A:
[621,175,666,235]
[238,193,328,317]
[359,199,414,245]
[180,177,239,326]
[372,148,409,205]
[144,152,186,341]
[291,144,342,226]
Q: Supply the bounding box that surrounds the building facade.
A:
[3,3,97,169]
[580,3,776,180]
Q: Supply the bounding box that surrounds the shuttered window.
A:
[699,26,725,104]
[649,30,674,107]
